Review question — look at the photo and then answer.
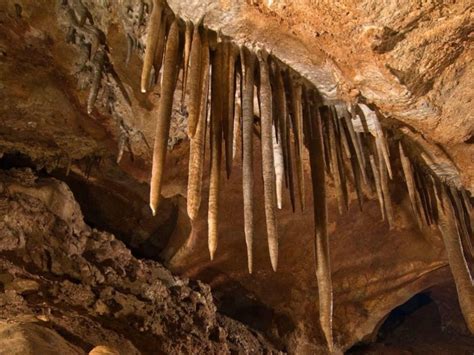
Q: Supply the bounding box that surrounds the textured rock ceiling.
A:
[0,0,473,354]
[168,0,473,189]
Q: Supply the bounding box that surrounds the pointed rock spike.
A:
[149,19,180,215]
[240,46,256,273]
[258,50,279,272]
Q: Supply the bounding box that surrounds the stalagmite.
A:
[399,142,423,228]
[240,46,256,273]
[307,103,333,353]
[186,30,209,221]
[289,80,305,211]
[369,155,385,220]
[141,0,162,93]
[208,42,224,260]
[181,20,193,109]
[149,19,180,216]
[272,124,284,209]
[258,51,279,272]
[186,24,202,138]
[435,187,474,334]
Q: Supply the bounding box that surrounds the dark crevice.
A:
[0,151,178,264]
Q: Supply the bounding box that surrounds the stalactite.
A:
[141,0,162,93]
[320,109,333,176]
[449,185,474,259]
[152,10,167,84]
[344,111,368,185]
[350,153,364,210]
[232,74,241,161]
[328,112,344,214]
[208,42,224,260]
[181,20,193,109]
[87,48,105,115]
[331,108,349,211]
[149,19,180,215]
[125,33,133,66]
[414,167,433,225]
[277,68,296,212]
[356,104,392,179]
[186,29,209,221]
[272,124,284,209]
[369,155,385,220]
[399,142,423,228]
[185,24,202,138]
[225,44,239,178]
[307,101,333,353]
[289,80,305,211]
[240,46,256,274]
[258,51,279,272]
[435,187,474,334]
[379,151,394,229]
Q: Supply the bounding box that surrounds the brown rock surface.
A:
[0,169,278,354]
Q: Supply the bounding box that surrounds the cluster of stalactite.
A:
[130,0,473,350]
[63,0,151,165]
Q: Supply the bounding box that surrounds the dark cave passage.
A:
[346,290,474,354]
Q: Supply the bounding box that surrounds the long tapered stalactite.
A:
[289,80,306,211]
[241,47,256,273]
[258,51,279,272]
[186,30,209,221]
[307,101,333,352]
[225,44,238,178]
[208,42,224,260]
[435,187,474,333]
[149,19,180,215]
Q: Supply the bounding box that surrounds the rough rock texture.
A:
[0,169,278,354]
[0,0,472,354]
